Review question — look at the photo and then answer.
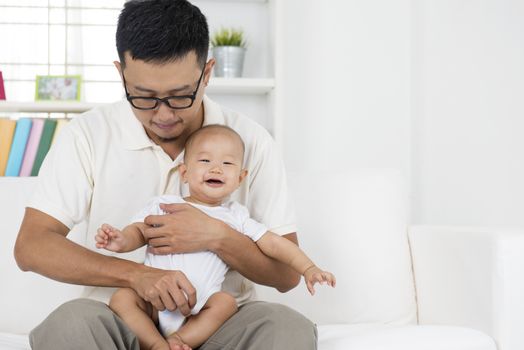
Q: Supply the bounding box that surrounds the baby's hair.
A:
[184,124,245,161]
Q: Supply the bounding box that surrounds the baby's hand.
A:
[95,224,125,252]
[303,266,336,296]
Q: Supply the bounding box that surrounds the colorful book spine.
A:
[0,119,17,176]
[51,118,69,145]
[5,118,33,176]
[0,71,5,100]
[31,119,58,176]
[19,119,45,177]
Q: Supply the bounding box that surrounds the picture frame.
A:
[35,75,82,101]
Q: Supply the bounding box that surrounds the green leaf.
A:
[211,28,247,48]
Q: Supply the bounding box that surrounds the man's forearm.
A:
[212,223,301,292]
[14,208,144,288]
[17,230,145,287]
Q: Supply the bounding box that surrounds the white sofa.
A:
[1,170,523,350]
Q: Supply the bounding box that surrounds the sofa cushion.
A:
[256,169,417,325]
[0,325,496,350]
[0,333,30,350]
[318,324,496,350]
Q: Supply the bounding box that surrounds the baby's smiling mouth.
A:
[205,178,224,185]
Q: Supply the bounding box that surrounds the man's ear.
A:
[238,169,248,183]
[114,61,124,84]
[203,58,215,87]
[179,164,188,183]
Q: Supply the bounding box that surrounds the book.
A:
[51,118,69,145]
[5,118,33,176]
[0,119,17,176]
[31,119,58,176]
[19,119,45,177]
[0,71,5,100]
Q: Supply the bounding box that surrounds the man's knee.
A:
[242,302,317,342]
[39,298,110,325]
[201,301,317,350]
[30,298,138,350]
[31,298,112,335]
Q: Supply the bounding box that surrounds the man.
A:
[14,0,317,349]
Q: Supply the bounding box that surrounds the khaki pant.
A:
[30,299,317,350]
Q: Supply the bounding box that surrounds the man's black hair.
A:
[116,0,209,68]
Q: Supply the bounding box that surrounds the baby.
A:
[95,124,335,350]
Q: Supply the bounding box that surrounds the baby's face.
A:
[181,131,246,205]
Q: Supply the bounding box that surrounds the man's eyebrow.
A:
[134,84,192,94]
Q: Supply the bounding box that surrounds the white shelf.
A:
[208,77,274,94]
[195,0,267,3]
[0,101,104,113]
[0,78,275,114]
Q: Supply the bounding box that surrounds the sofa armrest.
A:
[408,225,524,350]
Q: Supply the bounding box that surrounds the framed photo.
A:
[35,75,82,101]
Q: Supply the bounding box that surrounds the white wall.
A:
[280,0,412,180]
[412,0,524,226]
[281,0,524,228]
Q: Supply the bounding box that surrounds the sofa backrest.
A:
[0,177,84,335]
[255,169,417,325]
[0,169,417,334]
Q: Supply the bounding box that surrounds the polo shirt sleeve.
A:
[247,138,297,236]
[26,120,94,230]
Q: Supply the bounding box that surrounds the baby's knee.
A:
[222,292,238,313]
[209,292,238,314]
[109,288,143,313]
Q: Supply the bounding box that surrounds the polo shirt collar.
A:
[120,100,156,150]
[121,95,225,151]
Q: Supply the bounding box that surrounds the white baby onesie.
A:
[131,195,267,336]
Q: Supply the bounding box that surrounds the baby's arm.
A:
[256,232,336,295]
[95,222,148,253]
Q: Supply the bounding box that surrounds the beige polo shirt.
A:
[28,95,296,305]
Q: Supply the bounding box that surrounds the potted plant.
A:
[211,28,247,78]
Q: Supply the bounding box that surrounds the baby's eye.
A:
[223,162,234,165]
[198,159,210,163]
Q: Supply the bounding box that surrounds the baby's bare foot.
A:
[167,333,192,350]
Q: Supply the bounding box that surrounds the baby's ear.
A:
[179,163,188,183]
[238,169,248,183]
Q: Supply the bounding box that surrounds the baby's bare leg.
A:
[109,288,169,350]
[168,292,237,349]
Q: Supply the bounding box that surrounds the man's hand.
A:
[143,203,225,255]
[132,266,197,316]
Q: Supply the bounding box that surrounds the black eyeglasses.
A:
[122,65,206,110]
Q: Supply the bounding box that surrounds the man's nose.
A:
[155,101,177,121]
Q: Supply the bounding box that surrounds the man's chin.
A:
[154,129,182,143]
[158,136,179,143]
